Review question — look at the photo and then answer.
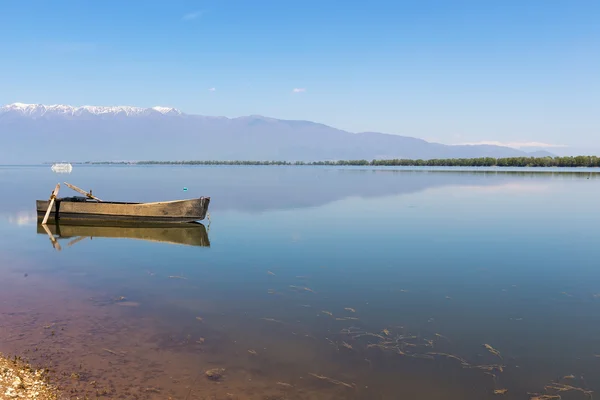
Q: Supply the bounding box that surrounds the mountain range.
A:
[0,102,553,164]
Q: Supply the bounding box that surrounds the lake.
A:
[1,165,599,400]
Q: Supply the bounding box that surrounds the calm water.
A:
[1,165,600,400]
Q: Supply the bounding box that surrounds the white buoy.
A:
[51,163,73,174]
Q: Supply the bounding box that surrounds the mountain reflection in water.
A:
[2,166,600,399]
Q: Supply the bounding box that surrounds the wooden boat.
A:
[37,221,210,248]
[36,182,210,224]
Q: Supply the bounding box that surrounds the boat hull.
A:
[36,197,210,224]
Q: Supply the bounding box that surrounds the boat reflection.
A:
[36,221,210,250]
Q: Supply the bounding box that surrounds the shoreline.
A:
[0,353,60,399]
[77,154,600,168]
[29,155,600,168]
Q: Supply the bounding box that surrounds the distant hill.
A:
[1,102,547,164]
[527,150,556,158]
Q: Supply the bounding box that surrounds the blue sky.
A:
[1,0,599,152]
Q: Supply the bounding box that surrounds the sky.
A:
[1,0,599,153]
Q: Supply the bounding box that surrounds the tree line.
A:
[84,156,600,167]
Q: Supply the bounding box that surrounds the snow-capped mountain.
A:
[0,102,182,118]
[0,101,548,164]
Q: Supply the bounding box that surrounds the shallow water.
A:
[1,165,600,399]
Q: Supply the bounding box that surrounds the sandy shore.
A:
[0,354,59,400]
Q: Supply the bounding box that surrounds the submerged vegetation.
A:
[85,156,600,167]
[6,164,599,399]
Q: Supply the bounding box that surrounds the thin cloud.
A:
[454,141,568,149]
[208,88,216,92]
[292,88,306,93]
[182,11,203,21]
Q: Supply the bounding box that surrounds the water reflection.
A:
[36,221,210,249]
[1,166,598,215]
[2,167,600,399]
[6,210,37,226]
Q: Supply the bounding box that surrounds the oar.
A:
[64,182,102,201]
[42,183,60,225]
[40,221,62,251]
[67,236,90,247]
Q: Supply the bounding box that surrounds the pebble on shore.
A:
[0,354,60,399]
